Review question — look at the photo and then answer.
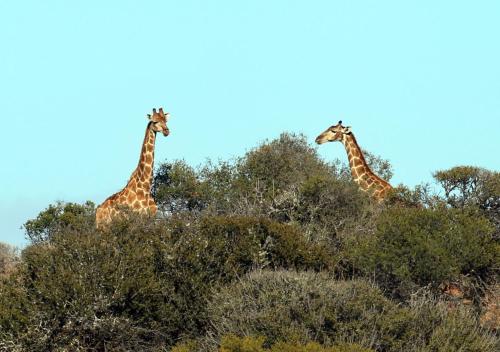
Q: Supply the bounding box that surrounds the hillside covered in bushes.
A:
[1,133,499,351]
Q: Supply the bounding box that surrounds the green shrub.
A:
[423,306,499,352]
[226,132,373,235]
[433,166,500,238]
[296,175,372,241]
[384,184,438,208]
[406,292,499,352]
[7,132,499,352]
[154,215,336,345]
[1,213,336,351]
[195,215,337,273]
[206,270,498,352]
[235,133,333,196]
[346,207,498,298]
[206,270,403,351]
[171,335,374,352]
[153,133,337,217]
[433,166,500,210]
[152,133,374,243]
[197,160,241,214]
[9,218,178,350]
[23,201,95,243]
[219,335,374,352]
[152,159,206,213]
[0,273,30,346]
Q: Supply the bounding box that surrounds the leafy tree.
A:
[362,150,394,182]
[347,207,498,298]
[198,159,240,214]
[152,133,374,241]
[384,184,442,209]
[152,160,205,214]
[327,150,394,183]
[153,159,241,216]
[434,166,500,241]
[433,166,500,211]
[23,201,95,243]
[235,133,334,196]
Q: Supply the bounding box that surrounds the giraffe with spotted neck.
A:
[96,108,170,228]
[315,121,392,201]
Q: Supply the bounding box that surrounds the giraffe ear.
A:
[146,114,152,120]
[344,126,352,134]
[165,113,170,122]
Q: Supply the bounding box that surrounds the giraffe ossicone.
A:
[95,107,170,228]
[315,120,392,201]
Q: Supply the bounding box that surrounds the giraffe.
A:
[315,121,392,201]
[95,108,170,228]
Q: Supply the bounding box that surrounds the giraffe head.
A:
[315,120,352,145]
[147,108,170,136]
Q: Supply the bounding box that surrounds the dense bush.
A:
[206,270,400,349]
[152,160,206,214]
[434,166,500,210]
[1,133,498,351]
[202,335,373,352]
[346,207,499,298]
[194,215,337,273]
[295,175,372,241]
[206,270,498,352]
[406,291,499,352]
[23,201,95,243]
[434,166,500,238]
[153,133,374,242]
[2,218,176,351]
[235,133,334,196]
[0,213,337,351]
[172,336,372,352]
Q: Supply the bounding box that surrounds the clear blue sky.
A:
[1,1,499,247]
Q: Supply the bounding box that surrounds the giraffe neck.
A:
[127,122,156,193]
[341,133,391,193]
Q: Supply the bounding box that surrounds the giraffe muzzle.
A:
[315,135,327,144]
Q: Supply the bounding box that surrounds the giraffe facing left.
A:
[96,108,170,228]
[315,120,392,201]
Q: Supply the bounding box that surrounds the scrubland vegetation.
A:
[1,133,499,351]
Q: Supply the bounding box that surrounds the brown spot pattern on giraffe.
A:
[353,158,363,167]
